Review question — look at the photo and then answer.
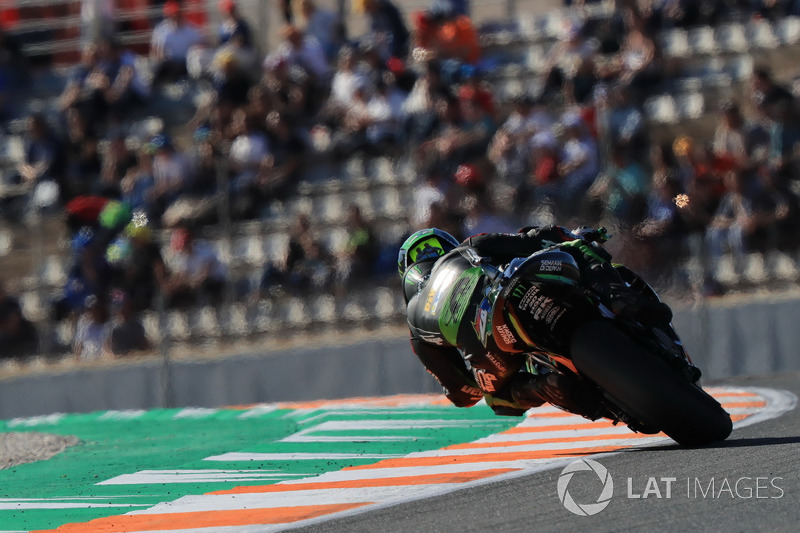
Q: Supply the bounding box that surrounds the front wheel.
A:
[570,321,732,446]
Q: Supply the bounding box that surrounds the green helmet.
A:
[397,228,459,277]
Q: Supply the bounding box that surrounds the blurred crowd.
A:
[3,0,800,359]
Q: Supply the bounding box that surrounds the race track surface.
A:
[296,373,800,533]
[0,375,795,532]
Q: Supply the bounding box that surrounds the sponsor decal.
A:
[511,283,527,299]
[495,324,517,346]
[424,270,457,314]
[483,351,511,374]
[474,370,498,392]
[472,298,493,347]
[424,289,436,312]
[439,268,483,345]
[459,385,483,397]
[516,285,566,331]
[419,333,445,345]
[539,260,562,272]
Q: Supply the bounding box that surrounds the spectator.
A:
[557,112,600,218]
[767,100,800,177]
[542,20,598,104]
[588,144,649,226]
[631,172,687,282]
[266,25,330,84]
[456,66,494,116]
[164,227,228,307]
[356,0,410,60]
[257,213,312,297]
[73,294,111,360]
[329,46,366,107]
[612,9,660,97]
[60,42,107,123]
[487,121,530,193]
[228,109,270,218]
[15,114,63,215]
[0,27,26,120]
[412,2,480,64]
[100,134,137,198]
[403,60,446,143]
[62,109,100,199]
[528,130,562,210]
[752,165,800,254]
[295,0,342,62]
[217,0,252,49]
[0,282,38,358]
[423,199,462,238]
[149,135,192,222]
[97,38,149,121]
[412,170,447,226]
[116,222,168,311]
[749,67,794,111]
[600,84,646,152]
[705,171,759,284]
[187,128,220,199]
[290,238,336,293]
[713,100,748,172]
[336,205,379,289]
[150,1,206,84]
[254,111,306,209]
[109,292,150,355]
[418,92,471,176]
[744,98,773,164]
[213,50,252,107]
[461,195,515,236]
[328,78,374,159]
[54,230,110,321]
[365,75,406,150]
[121,146,157,214]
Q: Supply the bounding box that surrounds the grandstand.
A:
[2,0,800,364]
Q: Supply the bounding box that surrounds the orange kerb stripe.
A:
[274,394,446,409]
[721,401,767,409]
[208,468,521,495]
[343,445,627,470]
[526,411,580,418]
[730,414,751,422]
[710,391,758,398]
[503,421,616,434]
[32,503,370,533]
[444,431,660,450]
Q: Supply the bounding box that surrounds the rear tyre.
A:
[570,321,732,446]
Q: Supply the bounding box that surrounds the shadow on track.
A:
[631,435,800,452]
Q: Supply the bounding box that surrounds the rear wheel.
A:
[570,321,732,446]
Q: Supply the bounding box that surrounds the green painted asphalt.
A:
[0,402,516,531]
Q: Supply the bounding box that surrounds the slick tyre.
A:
[570,321,732,447]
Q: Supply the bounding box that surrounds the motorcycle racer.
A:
[398,226,673,418]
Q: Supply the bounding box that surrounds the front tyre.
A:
[570,321,732,446]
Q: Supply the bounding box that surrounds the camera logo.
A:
[557,458,614,516]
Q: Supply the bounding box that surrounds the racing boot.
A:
[510,372,609,421]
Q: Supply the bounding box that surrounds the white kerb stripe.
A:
[204,453,405,462]
[129,485,445,515]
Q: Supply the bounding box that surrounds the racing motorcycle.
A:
[476,229,732,447]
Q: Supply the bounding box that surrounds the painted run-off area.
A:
[0,389,788,532]
[0,395,516,531]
